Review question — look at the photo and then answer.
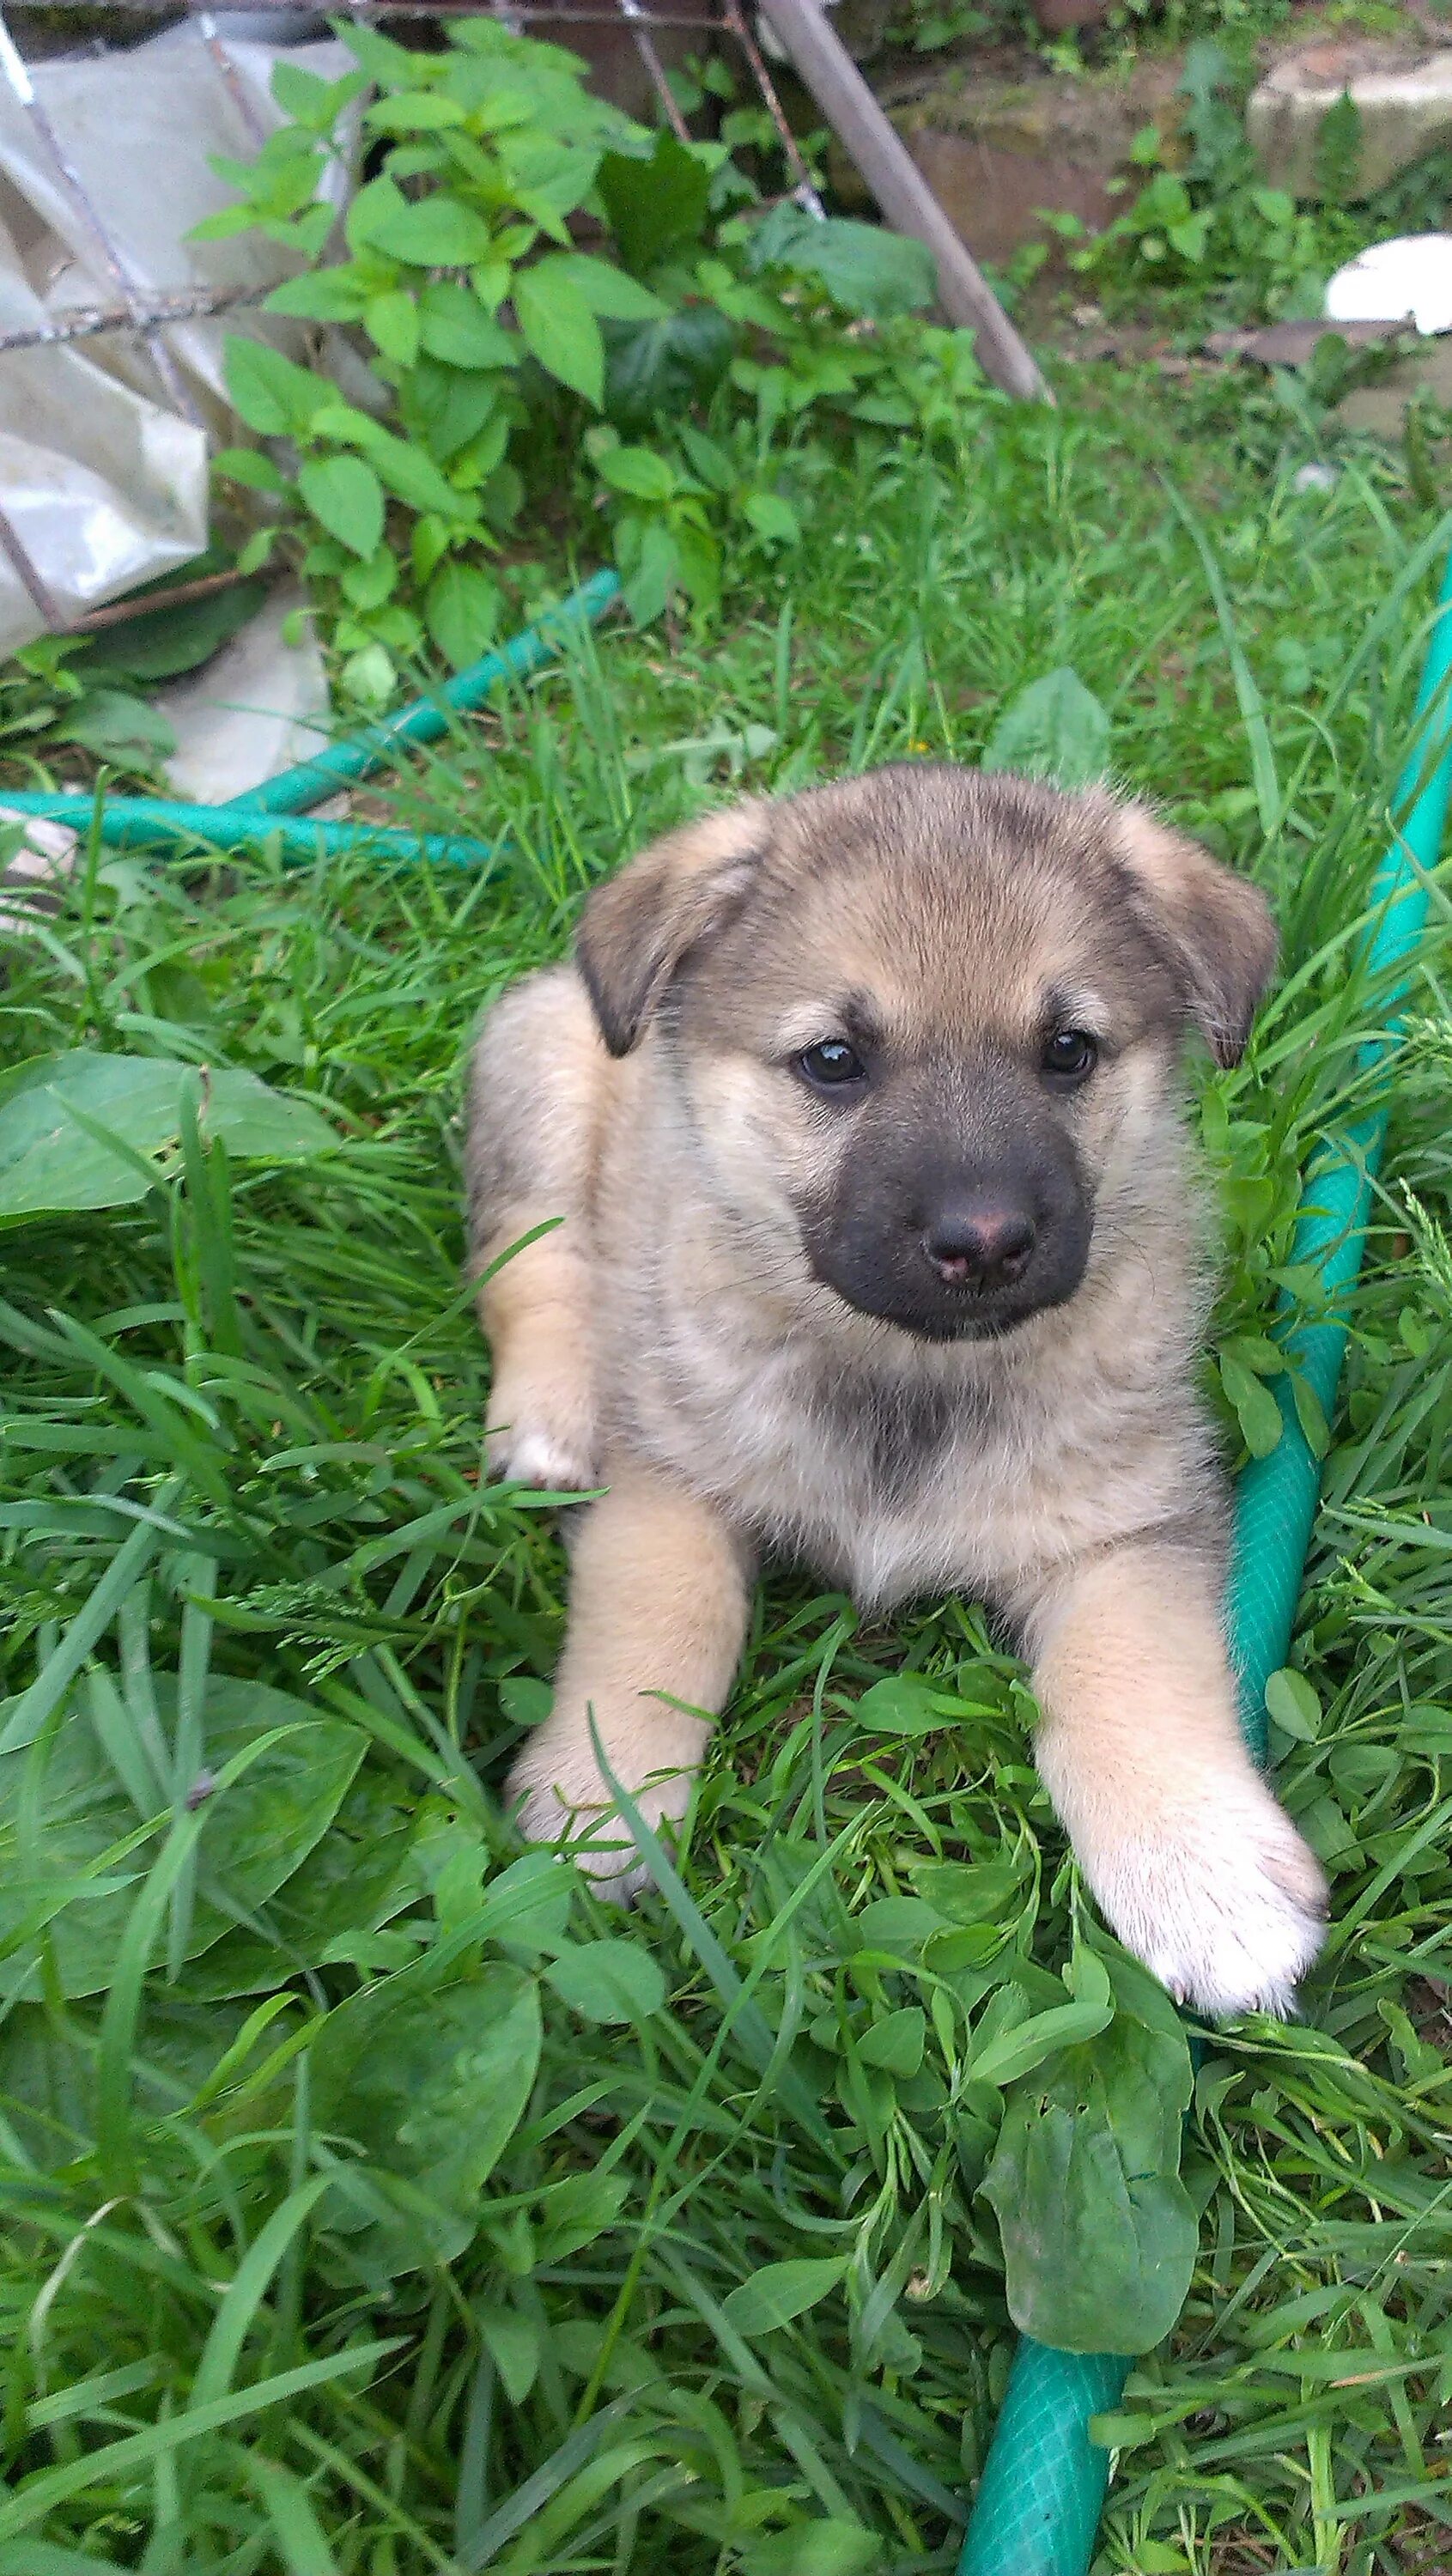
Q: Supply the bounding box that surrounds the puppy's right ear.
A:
[575,800,771,1056]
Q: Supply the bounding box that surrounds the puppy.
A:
[465,764,1327,2017]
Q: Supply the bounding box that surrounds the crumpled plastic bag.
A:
[0,17,355,657]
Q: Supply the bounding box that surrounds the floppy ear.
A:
[575,799,772,1056]
[1109,802,1278,1068]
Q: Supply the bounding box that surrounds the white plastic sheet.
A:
[0,18,355,657]
[156,584,330,804]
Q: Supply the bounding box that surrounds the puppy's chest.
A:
[627,1321,1127,1608]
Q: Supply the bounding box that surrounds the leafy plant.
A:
[199,14,971,679]
[1053,40,1452,331]
[0,562,271,793]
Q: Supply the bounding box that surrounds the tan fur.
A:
[465,765,1327,2016]
[1019,1546,1327,2014]
[518,1465,755,1888]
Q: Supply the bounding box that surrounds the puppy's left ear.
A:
[576,799,772,1056]
[1109,802,1278,1068]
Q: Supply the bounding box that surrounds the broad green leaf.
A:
[968,1992,1115,2087]
[603,305,735,433]
[677,422,735,491]
[185,1770,426,1997]
[264,267,367,323]
[355,185,494,268]
[499,1675,553,1728]
[56,690,176,762]
[854,1674,943,1736]
[418,279,518,370]
[501,136,600,236]
[424,560,501,671]
[212,444,289,494]
[363,89,467,133]
[1297,1792,1358,1871]
[222,334,323,436]
[913,1859,1022,1923]
[0,1054,337,1219]
[749,204,937,319]
[1289,1366,1330,1458]
[308,1955,542,2275]
[83,580,268,683]
[476,2302,544,2403]
[981,667,1111,788]
[341,642,395,707]
[340,548,398,613]
[401,355,505,465]
[514,262,604,407]
[598,131,712,270]
[980,2014,1196,2353]
[0,1683,367,2001]
[720,2257,848,2336]
[744,490,801,548]
[299,455,385,561]
[533,2166,629,2263]
[550,252,667,321]
[544,1935,665,2025]
[473,1850,574,1959]
[850,1895,945,1959]
[365,288,420,368]
[858,2005,925,2076]
[355,422,470,521]
[272,59,365,131]
[618,519,677,626]
[1219,1352,1285,1457]
[1265,1667,1321,1741]
[594,445,676,502]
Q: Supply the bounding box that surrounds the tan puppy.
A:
[465,765,1327,2017]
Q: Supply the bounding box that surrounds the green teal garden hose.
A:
[0,797,489,870]
[210,565,621,819]
[957,545,1452,2576]
[0,568,619,862]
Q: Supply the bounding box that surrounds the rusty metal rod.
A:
[75,566,263,632]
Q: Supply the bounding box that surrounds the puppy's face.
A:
[579,767,1276,1344]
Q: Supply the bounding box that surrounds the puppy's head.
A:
[578,765,1274,1342]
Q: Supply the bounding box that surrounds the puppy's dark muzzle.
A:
[802,1159,1091,1345]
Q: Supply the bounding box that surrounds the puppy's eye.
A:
[1042,1029,1097,1084]
[798,1038,866,1090]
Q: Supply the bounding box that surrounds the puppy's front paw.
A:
[1093,1781,1328,2019]
[505,1711,704,1903]
[485,1376,598,1495]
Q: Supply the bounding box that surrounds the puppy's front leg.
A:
[506,1462,753,1895]
[1018,1542,1327,2017]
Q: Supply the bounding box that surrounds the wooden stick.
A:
[756,0,1051,403]
[75,568,263,634]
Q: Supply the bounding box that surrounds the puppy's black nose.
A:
[922,1204,1036,1291]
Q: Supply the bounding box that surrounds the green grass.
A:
[2,369,1451,2575]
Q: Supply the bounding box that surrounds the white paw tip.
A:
[1102,1801,1329,2021]
[488,1428,598,1492]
